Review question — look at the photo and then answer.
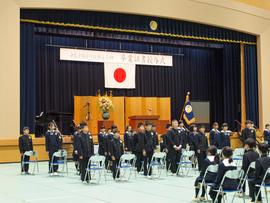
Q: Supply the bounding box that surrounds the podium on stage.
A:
[128,115,169,134]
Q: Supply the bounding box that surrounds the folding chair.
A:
[21,150,39,175]
[176,150,195,176]
[147,152,166,179]
[84,155,106,184]
[49,149,68,176]
[213,169,245,203]
[240,161,255,192]
[232,148,245,167]
[201,164,219,201]
[255,168,270,203]
[115,153,136,181]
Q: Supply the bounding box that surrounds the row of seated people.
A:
[193,138,270,203]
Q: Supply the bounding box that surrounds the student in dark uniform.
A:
[210,122,220,148]
[209,147,238,203]
[241,138,259,198]
[98,126,107,156]
[152,124,159,149]
[133,122,146,173]
[188,125,199,168]
[263,124,270,146]
[72,124,81,173]
[45,122,63,174]
[124,125,134,153]
[241,120,256,144]
[77,123,94,182]
[109,130,124,180]
[197,125,209,171]
[166,119,182,174]
[250,143,270,202]
[193,146,219,201]
[179,120,189,150]
[144,122,155,176]
[219,123,232,148]
[19,127,33,174]
[160,124,171,170]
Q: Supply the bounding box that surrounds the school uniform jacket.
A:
[264,129,270,144]
[219,130,232,148]
[109,137,124,160]
[77,132,94,158]
[254,155,270,183]
[241,128,256,142]
[160,134,168,152]
[210,129,220,147]
[133,132,146,153]
[19,134,33,153]
[98,132,107,155]
[188,132,199,151]
[199,156,218,182]
[197,132,209,152]
[242,149,259,178]
[45,130,62,154]
[145,131,155,153]
[166,128,182,151]
[124,131,134,152]
[72,131,80,155]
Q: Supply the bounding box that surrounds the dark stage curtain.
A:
[244,45,259,126]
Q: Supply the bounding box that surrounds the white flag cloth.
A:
[104,62,136,89]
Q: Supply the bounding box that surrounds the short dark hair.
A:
[165,124,171,129]
[190,124,197,131]
[265,124,270,128]
[258,143,269,155]
[207,145,217,156]
[212,122,219,127]
[171,119,178,123]
[198,125,205,130]
[111,124,118,130]
[244,138,256,149]
[100,126,106,129]
[222,123,228,128]
[23,126,29,131]
[137,122,144,128]
[221,147,233,161]
[145,121,152,126]
[245,120,252,125]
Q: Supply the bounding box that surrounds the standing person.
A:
[72,124,81,173]
[109,130,124,180]
[160,124,171,170]
[133,122,146,173]
[124,125,134,153]
[250,143,270,203]
[210,122,220,148]
[241,138,259,198]
[189,125,199,168]
[19,127,33,174]
[152,124,159,150]
[209,147,238,203]
[98,126,107,156]
[241,120,257,144]
[197,125,209,171]
[219,123,232,148]
[45,122,63,174]
[144,122,155,176]
[263,124,270,145]
[166,119,182,175]
[77,123,94,182]
[179,120,189,150]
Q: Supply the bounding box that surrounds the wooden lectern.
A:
[128,115,160,128]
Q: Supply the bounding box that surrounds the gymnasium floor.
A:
[0,161,252,203]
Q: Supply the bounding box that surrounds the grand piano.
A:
[35,111,74,137]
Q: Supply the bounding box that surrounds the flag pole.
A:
[180,92,190,120]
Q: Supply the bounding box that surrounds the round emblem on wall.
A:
[149,20,158,31]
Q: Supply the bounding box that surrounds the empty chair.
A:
[21,150,39,175]
[233,148,245,167]
[49,149,68,176]
[84,155,106,184]
[115,153,136,181]
[213,169,245,203]
[147,152,166,179]
[176,150,195,176]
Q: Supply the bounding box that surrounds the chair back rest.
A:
[233,148,245,157]
[90,155,105,163]
[261,167,270,184]
[224,169,243,180]
[53,149,67,158]
[24,150,38,157]
[120,153,136,162]
[181,150,195,161]
[89,155,105,168]
[152,152,166,159]
[206,164,219,173]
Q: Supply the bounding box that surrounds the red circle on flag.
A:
[114,68,126,83]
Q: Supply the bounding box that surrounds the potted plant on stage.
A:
[98,91,114,120]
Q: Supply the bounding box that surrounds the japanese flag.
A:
[104,63,136,89]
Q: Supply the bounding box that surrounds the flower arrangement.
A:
[97,90,114,113]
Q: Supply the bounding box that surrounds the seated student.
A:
[219,123,232,148]
[77,123,94,182]
[45,122,63,174]
[124,125,134,153]
[109,130,124,180]
[249,143,270,203]
[210,122,220,148]
[241,138,259,198]
[263,124,270,146]
[209,147,238,203]
[193,146,219,202]
[19,127,33,174]
[197,125,209,171]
